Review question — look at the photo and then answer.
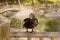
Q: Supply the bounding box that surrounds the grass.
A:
[34,13,52,31]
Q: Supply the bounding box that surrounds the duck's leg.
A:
[26,28,28,32]
[32,28,33,32]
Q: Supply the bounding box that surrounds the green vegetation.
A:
[37,0,55,4]
[35,14,60,32]
[9,0,18,4]
[22,0,32,5]
[45,19,60,32]
[34,13,51,31]
[10,18,21,29]
[0,0,57,5]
